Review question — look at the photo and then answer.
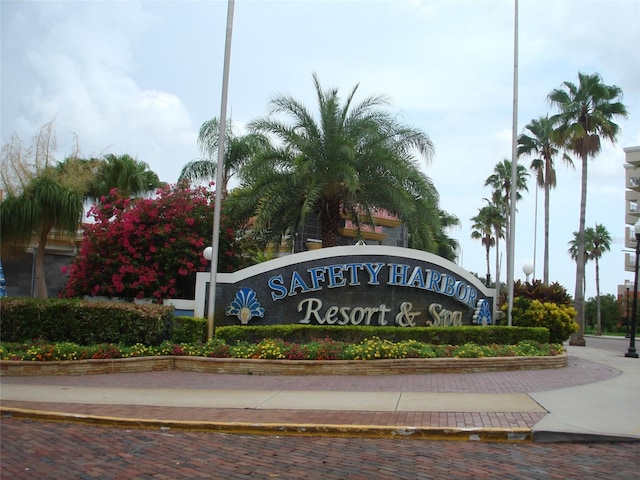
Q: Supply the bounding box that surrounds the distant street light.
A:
[203,247,213,271]
[625,219,640,358]
[522,262,534,283]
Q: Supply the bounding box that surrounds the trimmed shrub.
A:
[0,298,173,345]
[503,280,573,305]
[214,324,549,345]
[171,316,207,343]
[507,297,578,344]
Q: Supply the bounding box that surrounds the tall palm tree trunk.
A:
[543,182,550,284]
[572,153,588,346]
[320,198,341,247]
[494,238,501,299]
[484,243,491,287]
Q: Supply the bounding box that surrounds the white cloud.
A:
[1,0,638,299]
[1,1,198,180]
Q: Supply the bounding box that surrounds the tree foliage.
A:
[502,280,577,344]
[508,297,578,344]
[470,200,504,286]
[548,72,627,343]
[0,121,85,298]
[226,74,448,253]
[179,118,271,196]
[432,209,460,262]
[585,294,621,333]
[508,280,573,305]
[87,153,164,201]
[483,159,528,295]
[61,184,241,301]
[518,115,573,284]
[484,158,529,209]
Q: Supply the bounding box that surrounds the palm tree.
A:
[1,172,83,298]
[486,199,506,297]
[1,120,86,298]
[568,229,591,299]
[433,209,460,262]
[549,72,628,345]
[518,115,573,285]
[179,118,270,197]
[227,74,442,251]
[589,224,612,336]
[484,159,529,289]
[88,154,163,201]
[471,206,496,286]
[568,224,611,335]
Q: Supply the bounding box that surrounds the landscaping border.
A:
[0,353,567,376]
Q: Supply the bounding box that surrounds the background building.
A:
[619,145,640,330]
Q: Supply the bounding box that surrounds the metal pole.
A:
[625,237,639,358]
[533,184,538,281]
[626,286,630,338]
[507,0,519,326]
[207,0,235,341]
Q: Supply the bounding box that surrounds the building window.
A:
[630,176,640,187]
[630,200,638,213]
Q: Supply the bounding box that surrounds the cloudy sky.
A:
[2,0,639,300]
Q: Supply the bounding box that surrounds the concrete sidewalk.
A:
[531,343,640,442]
[1,343,638,442]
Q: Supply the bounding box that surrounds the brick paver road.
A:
[2,418,638,480]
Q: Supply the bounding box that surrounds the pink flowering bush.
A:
[61,184,241,301]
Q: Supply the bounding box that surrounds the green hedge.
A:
[0,298,550,346]
[214,324,550,345]
[171,316,207,343]
[0,298,174,345]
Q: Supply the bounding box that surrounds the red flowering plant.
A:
[61,184,241,301]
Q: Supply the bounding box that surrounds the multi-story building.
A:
[624,146,640,268]
[620,145,640,329]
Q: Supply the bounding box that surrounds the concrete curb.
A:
[0,353,568,376]
[532,430,640,443]
[0,407,533,443]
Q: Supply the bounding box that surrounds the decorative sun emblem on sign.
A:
[226,288,265,325]
[473,299,493,326]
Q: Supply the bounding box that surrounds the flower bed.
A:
[1,338,564,361]
[0,338,567,376]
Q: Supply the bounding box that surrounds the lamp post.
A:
[203,247,213,272]
[523,262,534,283]
[625,219,640,358]
[625,280,632,338]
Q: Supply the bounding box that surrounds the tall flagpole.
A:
[207,0,235,340]
[533,184,538,280]
[507,0,519,326]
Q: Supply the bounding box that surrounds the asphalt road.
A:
[2,417,639,480]
[584,334,634,355]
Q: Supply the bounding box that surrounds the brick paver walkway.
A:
[1,355,618,392]
[0,355,618,432]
